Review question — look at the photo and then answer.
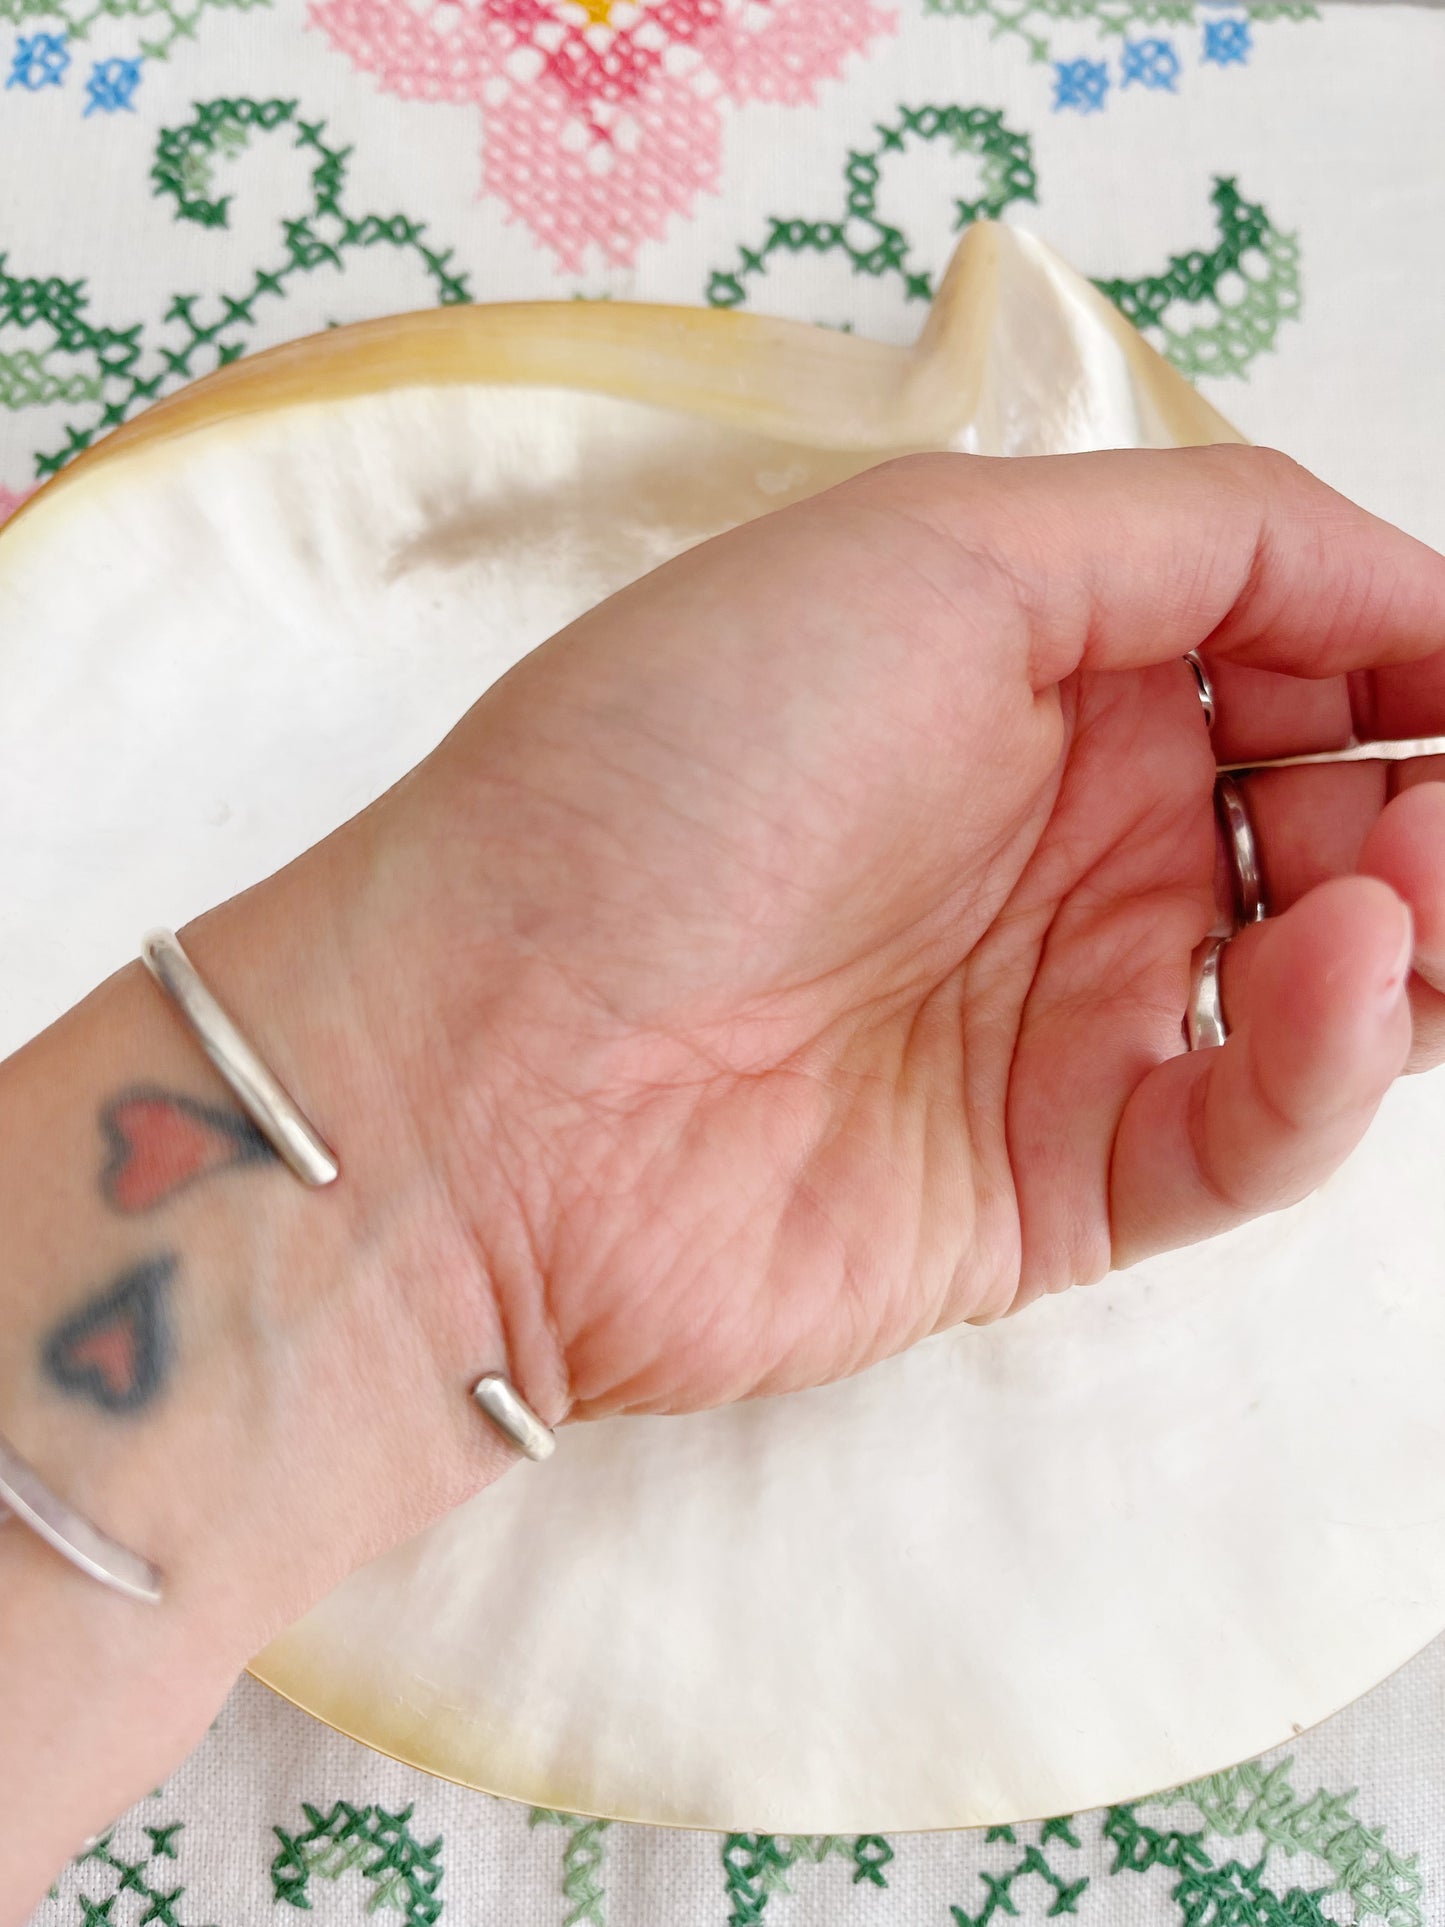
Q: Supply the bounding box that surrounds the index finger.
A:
[879,446,1445,690]
[1355,650,1445,744]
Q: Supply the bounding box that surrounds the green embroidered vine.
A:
[57,1820,209,1927]
[937,1785,1423,1926]
[949,1822,1089,1924]
[1104,1803,1334,1925]
[270,1801,443,1927]
[530,1809,612,1927]
[0,344,103,412]
[0,91,1302,500]
[1094,176,1300,380]
[918,0,1315,67]
[707,104,1038,312]
[0,95,471,483]
[852,1835,895,1885]
[705,105,1299,381]
[1165,1760,1424,1926]
[0,0,270,62]
[35,1763,1431,1927]
[720,1835,894,1924]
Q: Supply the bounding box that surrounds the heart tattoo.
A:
[101,1086,274,1214]
[42,1255,175,1415]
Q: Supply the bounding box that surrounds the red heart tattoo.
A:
[43,1255,174,1414]
[102,1087,273,1214]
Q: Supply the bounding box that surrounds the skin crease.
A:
[302,444,1445,1418]
[5,445,1445,1912]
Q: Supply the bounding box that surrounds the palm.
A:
[368,452,1445,1421]
[554,671,1216,1417]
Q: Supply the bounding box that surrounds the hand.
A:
[5,446,1445,1906]
[263,443,1445,1425]
[293,447,1445,1420]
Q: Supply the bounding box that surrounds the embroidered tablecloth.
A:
[8,0,1445,1919]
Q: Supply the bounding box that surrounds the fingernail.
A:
[1379,902,1415,1004]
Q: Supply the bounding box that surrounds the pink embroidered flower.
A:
[0,484,34,526]
[311,0,895,271]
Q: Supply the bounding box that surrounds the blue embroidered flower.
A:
[1052,57,1108,113]
[6,32,70,90]
[1203,16,1251,65]
[1120,37,1180,90]
[84,55,143,114]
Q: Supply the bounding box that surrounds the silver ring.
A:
[1187,934,1230,1050]
[141,930,339,1187]
[472,1373,556,1461]
[0,1428,161,1603]
[1215,776,1267,925]
[1185,650,1215,728]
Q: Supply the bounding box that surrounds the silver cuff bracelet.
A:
[0,1428,162,1603]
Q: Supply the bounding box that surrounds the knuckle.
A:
[1202,442,1312,496]
[843,450,971,507]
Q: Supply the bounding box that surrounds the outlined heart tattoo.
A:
[42,1255,175,1415]
[101,1087,273,1214]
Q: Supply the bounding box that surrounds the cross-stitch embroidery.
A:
[921,0,1316,117]
[706,106,1300,380]
[310,0,895,271]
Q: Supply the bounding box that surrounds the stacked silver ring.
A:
[1185,654,1268,1050]
[1215,775,1267,929]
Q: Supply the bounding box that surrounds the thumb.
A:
[1110,875,1414,1266]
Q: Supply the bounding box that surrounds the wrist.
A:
[180,845,564,1578]
[0,783,565,1905]
[0,844,551,1648]
[198,815,573,1436]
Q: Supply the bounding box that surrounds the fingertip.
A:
[1201,877,1410,1214]
[1359,781,1445,985]
[1248,873,1413,1045]
[1111,876,1415,1268]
